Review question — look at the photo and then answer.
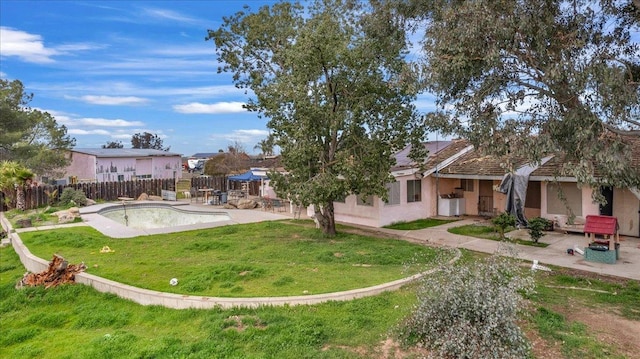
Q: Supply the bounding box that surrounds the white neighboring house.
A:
[58,148,183,184]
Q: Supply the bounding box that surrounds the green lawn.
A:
[447,223,549,247]
[383,218,457,230]
[18,221,442,297]
[0,245,418,359]
[2,230,639,358]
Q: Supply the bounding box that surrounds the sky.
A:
[0,1,293,157]
[0,0,439,158]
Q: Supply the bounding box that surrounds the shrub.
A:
[492,212,516,239]
[527,217,548,243]
[401,247,534,358]
[59,188,87,207]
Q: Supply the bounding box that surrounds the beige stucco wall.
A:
[542,182,599,224]
[333,174,434,227]
[613,188,640,237]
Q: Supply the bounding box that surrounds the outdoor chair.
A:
[272,198,286,212]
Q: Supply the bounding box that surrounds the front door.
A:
[478,180,494,217]
[600,187,614,216]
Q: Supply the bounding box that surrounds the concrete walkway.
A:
[366,217,640,281]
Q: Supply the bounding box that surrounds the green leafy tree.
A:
[0,161,34,210]
[203,142,250,176]
[102,141,124,149]
[0,79,75,178]
[131,132,170,151]
[396,0,640,196]
[208,0,425,235]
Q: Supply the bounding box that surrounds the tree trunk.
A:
[16,187,26,211]
[316,202,336,236]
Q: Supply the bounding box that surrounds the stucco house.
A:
[330,137,640,237]
[330,139,473,228]
[529,143,640,237]
[424,139,640,237]
[58,148,183,184]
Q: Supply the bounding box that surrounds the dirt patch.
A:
[555,302,640,358]
[223,315,266,332]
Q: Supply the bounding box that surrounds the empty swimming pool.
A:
[98,204,231,229]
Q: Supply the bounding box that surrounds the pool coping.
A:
[1,208,460,309]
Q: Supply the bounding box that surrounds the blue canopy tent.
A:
[228,170,269,197]
[228,170,265,182]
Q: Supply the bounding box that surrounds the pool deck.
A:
[75,201,292,238]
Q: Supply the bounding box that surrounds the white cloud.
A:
[42,109,145,128]
[78,95,149,106]
[209,129,270,146]
[141,7,206,26]
[75,118,146,127]
[173,101,247,114]
[0,27,105,64]
[0,27,58,63]
[56,43,106,52]
[234,129,270,137]
[68,129,111,135]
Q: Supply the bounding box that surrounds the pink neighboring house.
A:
[59,148,183,184]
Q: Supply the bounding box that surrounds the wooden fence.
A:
[190,176,228,192]
[1,176,230,211]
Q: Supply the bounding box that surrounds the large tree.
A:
[102,140,124,149]
[131,132,169,151]
[0,79,75,178]
[203,142,250,176]
[208,0,425,235]
[395,0,640,195]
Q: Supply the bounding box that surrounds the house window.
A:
[117,175,125,182]
[407,179,421,203]
[460,179,474,192]
[385,182,400,205]
[357,194,374,206]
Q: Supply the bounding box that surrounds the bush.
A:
[527,217,548,243]
[59,188,87,207]
[401,248,534,358]
[492,212,516,239]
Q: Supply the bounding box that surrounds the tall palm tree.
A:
[0,161,34,210]
[253,134,276,159]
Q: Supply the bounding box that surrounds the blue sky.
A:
[0,1,283,157]
[0,1,438,157]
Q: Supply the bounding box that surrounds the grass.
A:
[383,218,457,230]
[447,223,550,247]
[18,221,443,297]
[527,269,640,358]
[2,229,639,358]
[0,245,418,359]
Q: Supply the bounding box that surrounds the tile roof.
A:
[392,140,454,171]
[435,148,530,178]
[531,135,640,179]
